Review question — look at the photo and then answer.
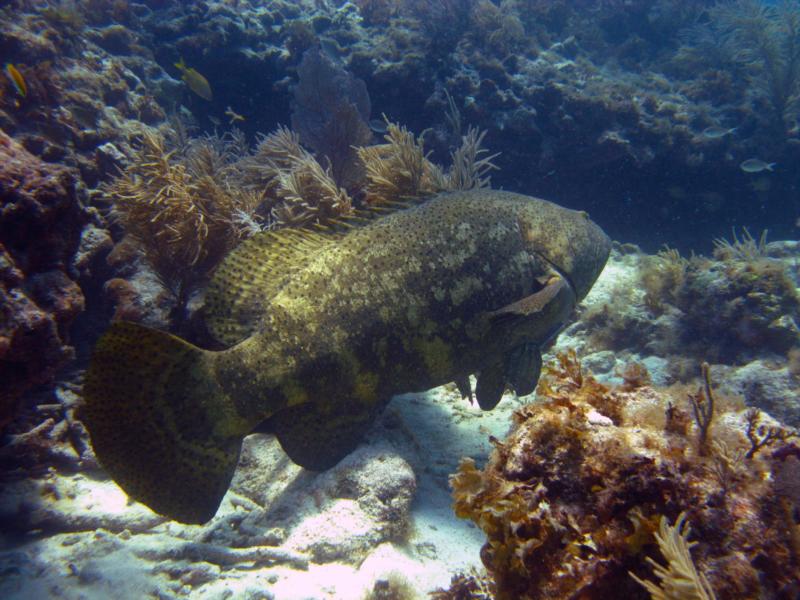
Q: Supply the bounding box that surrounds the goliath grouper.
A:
[83,190,610,523]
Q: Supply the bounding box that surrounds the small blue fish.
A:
[369,119,388,134]
[702,126,736,139]
[740,159,775,173]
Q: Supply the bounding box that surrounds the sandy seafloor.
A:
[0,384,504,599]
[0,247,795,600]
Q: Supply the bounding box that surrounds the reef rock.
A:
[0,131,86,430]
[450,351,800,600]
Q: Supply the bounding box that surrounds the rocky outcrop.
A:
[0,131,87,429]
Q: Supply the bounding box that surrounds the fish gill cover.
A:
[0,1,799,599]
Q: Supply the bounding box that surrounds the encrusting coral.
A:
[448,351,800,600]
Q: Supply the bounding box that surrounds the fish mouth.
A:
[515,207,611,302]
[532,250,579,305]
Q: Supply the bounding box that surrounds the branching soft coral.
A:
[358,121,442,204]
[442,126,499,190]
[237,126,306,199]
[630,513,716,600]
[685,0,800,133]
[236,125,353,227]
[357,121,497,204]
[273,150,353,226]
[105,130,259,316]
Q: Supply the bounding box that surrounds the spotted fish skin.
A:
[83,190,610,523]
[214,190,604,420]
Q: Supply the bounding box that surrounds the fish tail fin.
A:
[174,57,185,71]
[83,321,246,523]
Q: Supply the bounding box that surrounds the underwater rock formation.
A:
[450,351,800,599]
[577,243,800,425]
[0,132,86,430]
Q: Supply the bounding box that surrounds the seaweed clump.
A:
[449,351,800,599]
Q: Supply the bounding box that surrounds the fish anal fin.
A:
[263,396,383,471]
[454,375,473,401]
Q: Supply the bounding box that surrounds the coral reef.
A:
[103,129,259,322]
[449,351,800,599]
[675,0,800,136]
[1,0,798,257]
[642,237,800,361]
[585,238,800,366]
[1,0,800,596]
[0,131,86,430]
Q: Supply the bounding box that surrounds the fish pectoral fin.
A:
[505,343,542,397]
[454,375,473,401]
[476,361,506,410]
[489,274,567,321]
[263,397,383,471]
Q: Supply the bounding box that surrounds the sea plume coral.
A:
[272,149,353,226]
[630,513,716,600]
[357,120,441,204]
[677,0,800,134]
[105,129,259,319]
[357,121,497,204]
[440,126,499,190]
[236,125,353,228]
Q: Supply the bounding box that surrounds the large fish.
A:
[83,190,610,523]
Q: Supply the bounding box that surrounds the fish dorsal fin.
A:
[205,228,339,346]
[312,195,432,233]
[205,196,432,346]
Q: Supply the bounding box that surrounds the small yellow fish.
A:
[4,63,27,98]
[225,105,245,124]
[174,58,212,100]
